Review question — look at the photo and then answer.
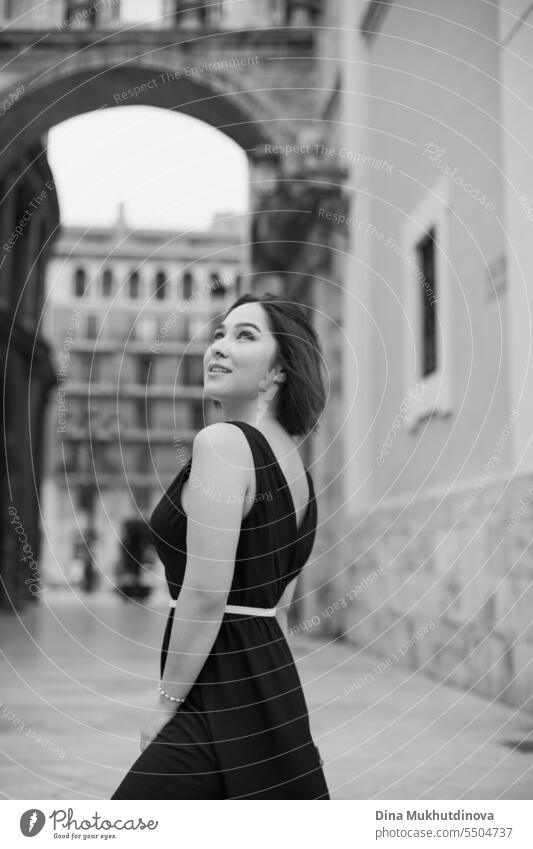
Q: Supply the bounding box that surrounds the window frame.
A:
[128,269,140,299]
[154,270,167,301]
[403,175,453,430]
[182,271,194,300]
[74,267,86,298]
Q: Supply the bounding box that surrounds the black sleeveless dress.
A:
[111,420,330,800]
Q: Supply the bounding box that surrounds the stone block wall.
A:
[317,472,533,715]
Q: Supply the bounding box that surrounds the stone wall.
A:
[322,472,533,715]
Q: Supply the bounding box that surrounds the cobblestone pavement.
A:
[0,590,531,800]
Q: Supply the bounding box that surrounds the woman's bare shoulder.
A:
[192,422,253,469]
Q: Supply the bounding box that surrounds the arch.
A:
[0,60,278,168]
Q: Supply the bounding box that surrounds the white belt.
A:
[168,599,277,617]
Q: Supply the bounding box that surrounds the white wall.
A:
[500,0,533,474]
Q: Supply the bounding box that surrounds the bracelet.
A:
[158,684,185,703]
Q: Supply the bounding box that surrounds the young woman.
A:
[111,292,330,799]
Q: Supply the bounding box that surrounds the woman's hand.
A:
[139,697,180,753]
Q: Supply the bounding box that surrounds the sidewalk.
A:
[0,589,531,800]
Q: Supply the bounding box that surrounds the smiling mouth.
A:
[207,366,231,374]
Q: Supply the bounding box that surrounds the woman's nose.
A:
[210,338,230,358]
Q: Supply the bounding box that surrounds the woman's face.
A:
[203,302,281,404]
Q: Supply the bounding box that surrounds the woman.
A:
[111,292,330,799]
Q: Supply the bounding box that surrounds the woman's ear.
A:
[274,369,286,384]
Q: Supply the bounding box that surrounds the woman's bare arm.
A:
[276,575,298,638]
[159,423,250,700]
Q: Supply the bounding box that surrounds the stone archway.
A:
[0,25,344,612]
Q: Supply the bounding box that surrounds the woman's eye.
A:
[211,330,254,341]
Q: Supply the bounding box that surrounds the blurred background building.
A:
[41,205,246,590]
[1,0,532,717]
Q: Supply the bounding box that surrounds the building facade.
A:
[314,0,533,715]
[41,208,247,588]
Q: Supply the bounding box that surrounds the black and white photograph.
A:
[0,0,532,835]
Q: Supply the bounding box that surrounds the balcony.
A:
[67,338,207,355]
[65,381,204,398]
[62,425,197,443]
[1,1,322,31]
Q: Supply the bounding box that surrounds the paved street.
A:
[0,589,531,800]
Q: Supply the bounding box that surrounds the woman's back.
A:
[150,419,318,614]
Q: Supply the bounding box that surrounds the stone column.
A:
[249,153,285,295]
[0,181,16,313]
[0,147,60,611]
[250,151,349,632]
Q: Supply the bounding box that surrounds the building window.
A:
[102,268,113,297]
[210,272,226,297]
[416,227,437,378]
[78,351,98,382]
[129,270,140,299]
[155,271,166,300]
[183,355,204,386]
[65,2,98,26]
[134,398,145,428]
[192,403,204,431]
[132,484,151,509]
[234,273,243,297]
[137,354,151,386]
[3,0,15,19]
[74,268,86,297]
[402,175,452,429]
[183,271,194,300]
[86,314,98,340]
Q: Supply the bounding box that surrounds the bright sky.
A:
[47,105,248,231]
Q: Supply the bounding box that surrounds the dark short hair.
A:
[211,292,327,437]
